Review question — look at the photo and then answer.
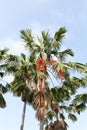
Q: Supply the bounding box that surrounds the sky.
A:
[0,0,87,130]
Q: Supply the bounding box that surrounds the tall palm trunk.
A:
[40,120,44,130]
[20,101,27,130]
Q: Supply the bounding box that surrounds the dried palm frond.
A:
[34,91,50,121]
[54,120,67,130]
[58,120,66,130]
[33,91,50,109]
[47,122,54,130]
[36,106,46,121]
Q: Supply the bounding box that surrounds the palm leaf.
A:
[0,84,8,94]
[64,62,87,73]
[54,62,87,74]
[68,113,77,122]
[58,49,74,61]
[0,93,6,108]
[74,103,86,114]
[0,48,8,60]
[54,27,67,42]
[72,93,87,105]
[64,77,87,95]
[36,71,47,78]
[20,29,34,50]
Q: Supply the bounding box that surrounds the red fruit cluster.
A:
[36,58,46,72]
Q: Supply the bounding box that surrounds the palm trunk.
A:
[20,101,27,130]
[40,120,44,130]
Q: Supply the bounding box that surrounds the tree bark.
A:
[20,101,27,130]
[40,120,44,130]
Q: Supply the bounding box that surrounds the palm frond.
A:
[0,48,9,60]
[54,62,87,74]
[54,27,67,42]
[0,93,6,108]
[68,113,77,122]
[0,84,8,94]
[36,71,47,78]
[20,29,34,50]
[36,106,46,121]
[64,77,87,95]
[7,54,19,63]
[58,49,74,61]
[74,103,86,114]
[65,62,87,73]
[72,93,87,105]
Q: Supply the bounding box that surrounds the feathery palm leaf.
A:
[20,29,34,51]
[68,113,77,122]
[58,49,74,61]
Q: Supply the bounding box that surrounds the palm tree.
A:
[6,27,87,130]
[0,47,21,110]
[0,48,9,108]
[8,52,37,130]
[20,27,87,130]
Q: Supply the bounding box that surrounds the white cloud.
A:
[0,38,25,55]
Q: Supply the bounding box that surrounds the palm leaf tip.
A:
[0,93,6,108]
[54,27,67,41]
[68,113,77,122]
[0,48,9,55]
[20,29,33,49]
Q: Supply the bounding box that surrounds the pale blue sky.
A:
[0,0,87,130]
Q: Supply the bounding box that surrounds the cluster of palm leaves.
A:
[0,27,87,130]
[0,48,20,108]
[0,48,9,108]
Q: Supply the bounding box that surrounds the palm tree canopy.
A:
[20,27,87,122]
[0,48,10,108]
[6,27,87,130]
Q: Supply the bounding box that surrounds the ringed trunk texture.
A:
[20,101,27,130]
